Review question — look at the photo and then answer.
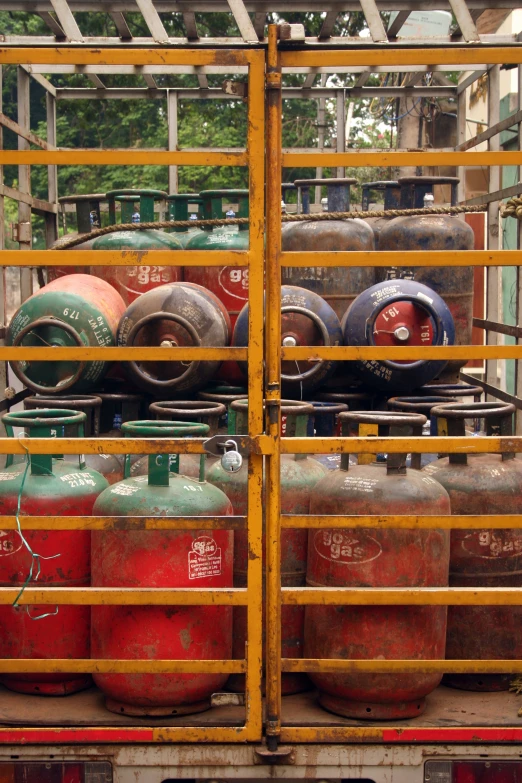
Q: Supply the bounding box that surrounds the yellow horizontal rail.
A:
[282,659,522,674]
[0,435,271,455]
[282,514,522,530]
[0,515,246,530]
[281,436,517,455]
[282,151,522,167]
[280,250,518,268]
[0,250,249,267]
[0,48,256,67]
[0,587,247,605]
[282,587,522,606]
[0,347,247,361]
[0,150,247,166]
[280,47,522,68]
[282,345,522,360]
[0,659,246,674]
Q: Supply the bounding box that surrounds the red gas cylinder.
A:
[131,400,226,479]
[0,409,108,695]
[207,399,326,694]
[91,189,182,306]
[23,394,123,484]
[305,411,451,719]
[425,401,522,691]
[48,193,105,281]
[91,420,233,716]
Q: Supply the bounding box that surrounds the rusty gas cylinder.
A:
[7,274,126,395]
[92,420,233,716]
[0,409,108,695]
[24,393,123,484]
[117,281,231,395]
[379,176,474,382]
[305,411,451,719]
[131,400,226,479]
[233,285,342,395]
[361,180,400,254]
[342,278,455,392]
[91,189,182,305]
[207,399,326,695]
[425,401,522,691]
[48,193,105,281]
[282,178,375,320]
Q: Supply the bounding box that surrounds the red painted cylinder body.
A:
[424,401,522,691]
[91,421,234,715]
[0,410,108,695]
[305,411,451,719]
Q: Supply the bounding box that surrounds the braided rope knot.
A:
[500,196,522,220]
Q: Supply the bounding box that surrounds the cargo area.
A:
[2,5,522,779]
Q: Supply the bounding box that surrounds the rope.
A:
[500,196,522,220]
[56,203,489,250]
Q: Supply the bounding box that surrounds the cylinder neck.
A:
[431,402,515,464]
[3,409,86,475]
[168,194,197,232]
[24,395,101,437]
[149,400,225,436]
[230,399,313,459]
[122,420,209,485]
[399,177,459,209]
[338,411,426,473]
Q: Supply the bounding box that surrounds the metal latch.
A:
[11,221,31,243]
[203,434,253,458]
[254,745,296,765]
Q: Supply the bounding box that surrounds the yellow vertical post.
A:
[265,24,283,751]
[245,49,265,742]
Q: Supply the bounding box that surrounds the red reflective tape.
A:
[0,728,154,744]
[382,728,522,742]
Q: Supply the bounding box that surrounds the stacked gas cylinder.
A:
[1,177,512,722]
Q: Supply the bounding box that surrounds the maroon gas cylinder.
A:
[206,399,326,695]
[0,409,109,695]
[131,400,226,479]
[424,401,522,691]
[48,193,105,282]
[305,411,451,720]
[379,176,475,382]
[91,420,233,716]
[117,282,231,396]
[23,394,123,484]
[282,178,375,320]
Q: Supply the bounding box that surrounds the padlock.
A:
[220,439,243,473]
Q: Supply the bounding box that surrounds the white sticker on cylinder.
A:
[188,535,222,579]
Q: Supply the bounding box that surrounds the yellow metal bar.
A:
[282,587,522,605]
[282,514,522,530]
[0,250,249,267]
[0,150,247,166]
[153,727,249,742]
[282,151,522,168]
[280,250,522,268]
[280,47,522,68]
[0,48,256,66]
[0,659,246,674]
[244,49,265,744]
[0,435,273,455]
[280,436,521,455]
[283,659,522,674]
[0,515,246,530]
[0,587,247,605]
[282,345,522,360]
[265,24,283,749]
[0,347,247,361]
